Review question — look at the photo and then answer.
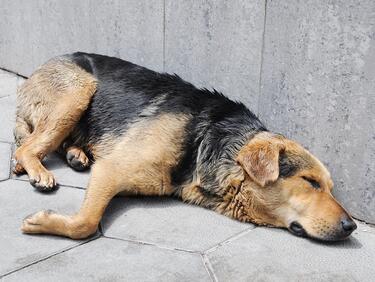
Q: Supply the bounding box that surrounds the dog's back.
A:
[59,53,265,183]
[69,52,261,147]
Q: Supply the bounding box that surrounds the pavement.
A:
[0,68,374,281]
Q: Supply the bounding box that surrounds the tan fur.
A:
[15,58,96,136]
[110,113,190,196]
[14,58,97,188]
[237,132,285,187]
[21,113,190,238]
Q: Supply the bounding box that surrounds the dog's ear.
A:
[236,133,285,187]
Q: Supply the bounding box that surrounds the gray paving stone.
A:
[14,152,90,189]
[102,197,253,252]
[17,76,25,87]
[207,227,375,282]
[0,70,18,143]
[165,0,265,111]
[0,70,18,98]
[0,142,12,181]
[2,237,211,282]
[0,180,90,276]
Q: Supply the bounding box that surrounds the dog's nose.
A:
[341,217,357,234]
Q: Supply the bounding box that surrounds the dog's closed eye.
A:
[302,176,320,189]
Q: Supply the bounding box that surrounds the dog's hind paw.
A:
[66,147,90,171]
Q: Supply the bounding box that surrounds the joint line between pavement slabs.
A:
[201,253,218,282]
[102,235,200,255]
[204,226,256,254]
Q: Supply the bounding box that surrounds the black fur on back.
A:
[67,52,267,196]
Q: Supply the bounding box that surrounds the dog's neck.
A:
[176,99,269,213]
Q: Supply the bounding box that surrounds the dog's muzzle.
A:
[288,217,357,241]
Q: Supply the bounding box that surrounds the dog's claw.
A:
[12,162,26,175]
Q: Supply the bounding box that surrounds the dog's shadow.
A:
[101,195,185,231]
[307,235,363,249]
[42,152,78,171]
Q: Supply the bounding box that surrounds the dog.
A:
[13,52,357,241]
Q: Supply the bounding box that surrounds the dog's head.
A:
[235,132,356,241]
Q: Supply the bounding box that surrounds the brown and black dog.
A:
[13,52,356,241]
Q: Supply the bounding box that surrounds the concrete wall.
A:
[0,0,374,223]
[259,0,375,224]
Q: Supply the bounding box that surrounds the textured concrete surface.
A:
[3,238,211,282]
[207,227,375,282]
[165,0,265,110]
[0,142,12,181]
[102,197,252,252]
[0,71,19,142]
[0,180,92,276]
[0,68,375,281]
[0,0,164,75]
[259,0,375,223]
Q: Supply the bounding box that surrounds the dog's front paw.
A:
[28,168,57,192]
[21,210,56,234]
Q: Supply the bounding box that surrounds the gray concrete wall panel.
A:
[259,0,375,223]
[0,0,164,75]
[165,0,265,111]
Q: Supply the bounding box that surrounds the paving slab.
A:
[0,70,18,99]
[0,71,18,143]
[0,179,91,276]
[207,226,375,282]
[14,152,90,189]
[2,237,211,282]
[0,142,12,181]
[102,196,253,252]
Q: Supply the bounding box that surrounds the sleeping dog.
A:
[13,52,356,241]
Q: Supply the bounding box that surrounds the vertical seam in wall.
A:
[257,0,268,116]
[163,0,166,72]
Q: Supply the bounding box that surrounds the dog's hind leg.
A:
[21,158,118,239]
[14,59,97,191]
[12,117,32,175]
[14,117,32,147]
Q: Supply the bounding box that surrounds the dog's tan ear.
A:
[236,133,285,187]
